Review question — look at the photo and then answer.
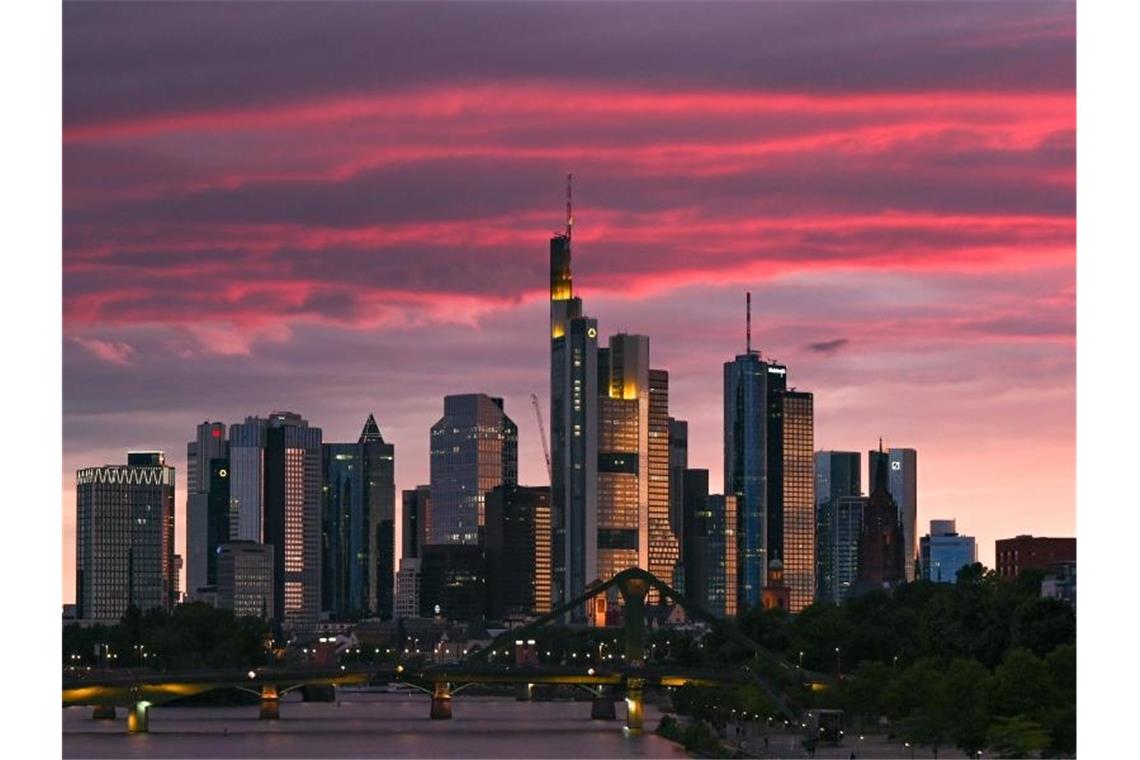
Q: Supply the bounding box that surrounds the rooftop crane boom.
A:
[530,393,553,485]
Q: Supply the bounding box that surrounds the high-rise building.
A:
[322,442,366,618]
[870,447,918,581]
[429,394,518,545]
[228,417,268,542]
[815,452,862,604]
[75,451,176,622]
[817,495,866,604]
[596,334,650,587]
[680,469,736,617]
[186,421,227,595]
[402,485,431,561]
[216,541,275,620]
[395,558,422,618]
[484,485,553,621]
[919,519,977,583]
[263,411,323,629]
[779,391,814,611]
[359,414,396,618]
[419,544,485,621]
[855,447,907,593]
[724,293,814,612]
[647,368,678,603]
[668,418,688,591]
[549,190,600,615]
[995,535,1077,579]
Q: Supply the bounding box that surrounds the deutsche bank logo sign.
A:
[891,461,902,471]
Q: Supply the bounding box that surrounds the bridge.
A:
[63,568,808,734]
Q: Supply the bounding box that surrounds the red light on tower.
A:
[212,428,222,438]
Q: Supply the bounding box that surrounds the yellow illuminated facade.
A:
[781,391,815,612]
[646,369,678,605]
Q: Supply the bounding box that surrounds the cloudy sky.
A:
[62,1,1074,600]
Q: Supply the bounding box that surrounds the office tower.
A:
[855,448,906,592]
[75,451,176,622]
[779,391,814,611]
[919,519,977,583]
[396,558,422,618]
[418,544,485,621]
[216,542,275,620]
[429,394,518,545]
[264,411,323,629]
[596,333,651,586]
[484,485,553,620]
[647,368,679,602]
[680,469,736,617]
[681,469,711,610]
[995,535,1077,579]
[869,447,918,581]
[549,188,600,613]
[817,496,866,604]
[359,415,396,617]
[322,442,365,618]
[186,421,227,595]
[402,485,431,560]
[814,451,861,602]
[668,418,688,591]
[228,416,268,542]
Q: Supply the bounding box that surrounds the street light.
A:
[835,647,841,678]
[799,650,804,669]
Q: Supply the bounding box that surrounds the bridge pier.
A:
[515,683,533,702]
[590,693,616,720]
[624,679,645,734]
[127,702,150,734]
[92,705,116,720]
[259,685,280,720]
[430,682,452,720]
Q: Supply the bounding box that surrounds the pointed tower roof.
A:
[358,413,385,444]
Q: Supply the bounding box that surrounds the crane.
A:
[530,393,553,485]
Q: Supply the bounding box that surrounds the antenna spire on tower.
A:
[566,172,573,243]
[746,291,752,354]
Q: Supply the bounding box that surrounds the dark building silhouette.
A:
[681,469,736,618]
[869,447,919,581]
[484,485,552,621]
[815,452,863,604]
[401,485,431,561]
[217,541,274,620]
[855,444,906,592]
[668,418,688,591]
[761,558,790,611]
[186,421,227,595]
[418,544,486,622]
[359,415,396,619]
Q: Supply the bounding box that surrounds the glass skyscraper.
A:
[815,451,862,604]
[779,391,815,612]
[186,420,227,595]
[869,447,918,581]
[429,394,518,545]
[920,519,977,584]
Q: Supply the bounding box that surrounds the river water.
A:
[62,692,686,759]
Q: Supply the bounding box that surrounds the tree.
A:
[987,716,1051,758]
[989,648,1058,720]
[941,658,991,757]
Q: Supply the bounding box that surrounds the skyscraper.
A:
[228,416,268,542]
[359,415,396,618]
[549,185,599,613]
[815,451,862,604]
[429,394,518,545]
[647,368,679,603]
[596,333,650,586]
[75,451,176,622]
[870,447,919,581]
[216,541,274,620]
[668,418,688,591]
[484,485,553,621]
[779,391,815,611]
[402,485,431,560]
[680,469,737,618]
[186,421,227,595]
[263,411,323,629]
[920,520,977,583]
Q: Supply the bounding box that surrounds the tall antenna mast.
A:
[746,291,752,354]
[566,172,573,243]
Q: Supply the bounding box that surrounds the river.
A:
[62,692,686,759]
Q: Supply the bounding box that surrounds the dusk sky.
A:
[62,1,1075,601]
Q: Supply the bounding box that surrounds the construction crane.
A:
[530,393,553,485]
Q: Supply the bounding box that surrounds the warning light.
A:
[211,428,222,438]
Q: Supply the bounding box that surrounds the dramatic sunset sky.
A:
[62,2,1075,600]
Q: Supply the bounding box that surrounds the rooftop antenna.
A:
[566,172,573,243]
[746,291,752,354]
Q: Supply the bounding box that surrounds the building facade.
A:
[668,418,688,591]
[401,485,431,561]
[814,451,862,604]
[418,544,486,621]
[646,369,679,603]
[75,451,176,622]
[228,417,268,542]
[855,449,906,593]
[359,415,396,618]
[870,447,919,581]
[484,485,553,621]
[919,519,977,584]
[995,535,1077,579]
[263,411,323,629]
[186,421,227,596]
[779,391,815,611]
[395,558,422,618]
[429,394,518,546]
[216,541,275,620]
[549,225,600,616]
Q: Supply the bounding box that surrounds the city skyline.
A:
[62,2,1075,603]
